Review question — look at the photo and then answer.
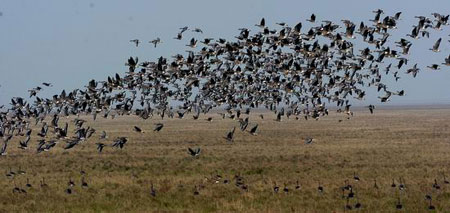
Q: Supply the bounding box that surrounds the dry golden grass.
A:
[1,107,450,212]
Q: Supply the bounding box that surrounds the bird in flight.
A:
[130,39,140,47]
[367,105,375,114]
[192,28,203,33]
[188,147,201,157]
[430,38,442,52]
[154,123,164,132]
[150,38,162,48]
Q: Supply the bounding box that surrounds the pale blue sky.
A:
[0,0,449,106]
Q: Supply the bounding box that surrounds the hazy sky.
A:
[0,0,449,106]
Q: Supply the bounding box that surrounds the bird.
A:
[64,139,79,150]
[283,184,289,193]
[193,185,200,195]
[427,64,440,70]
[354,196,362,209]
[18,136,30,149]
[192,28,203,33]
[430,38,442,52]
[399,179,406,190]
[174,32,183,40]
[65,188,72,194]
[249,124,258,136]
[239,117,249,131]
[443,54,450,66]
[81,177,88,188]
[304,137,313,145]
[307,14,316,22]
[1,141,9,155]
[378,91,392,102]
[133,126,144,133]
[25,178,32,188]
[150,182,156,197]
[345,198,352,210]
[396,198,403,209]
[96,143,106,153]
[188,147,201,157]
[12,183,22,194]
[273,182,279,193]
[126,57,138,72]
[406,64,420,77]
[367,105,375,114]
[99,131,107,139]
[112,137,128,149]
[428,199,435,210]
[255,18,265,28]
[225,127,236,142]
[348,188,355,198]
[130,39,140,47]
[294,180,301,190]
[150,38,162,48]
[391,179,397,188]
[179,26,189,33]
[353,172,360,181]
[17,167,26,175]
[186,38,198,48]
[432,179,440,190]
[68,178,75,187]
[154,123,164,132]
[40,177,48,188]
[276,112,282,122]
[407,26,419,39]
[317,182,324,193]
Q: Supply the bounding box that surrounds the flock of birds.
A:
[4,165,450,211]
[1,9,450,210]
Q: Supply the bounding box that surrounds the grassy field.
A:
[1,107,450,212]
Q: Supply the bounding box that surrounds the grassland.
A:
[1,107,450,212]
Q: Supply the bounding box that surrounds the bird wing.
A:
[251,125,258,133]
[188,148,195,155]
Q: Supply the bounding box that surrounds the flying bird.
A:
[188,147,201,157]
[150,38,162,48]
[133,126,144,133]
[249,124,258,136]
[192,28,203,33]
[307,14,316,22]
[130,39,140,47]
[443,54,450,66]
[430,38,442,52]
[427,64,440,70]
[367,105,375,114]
[255,18,265,28]
[225,127,236,142]
[96,143,106,153]
[154,123,164,132]
[186,38,198,48]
